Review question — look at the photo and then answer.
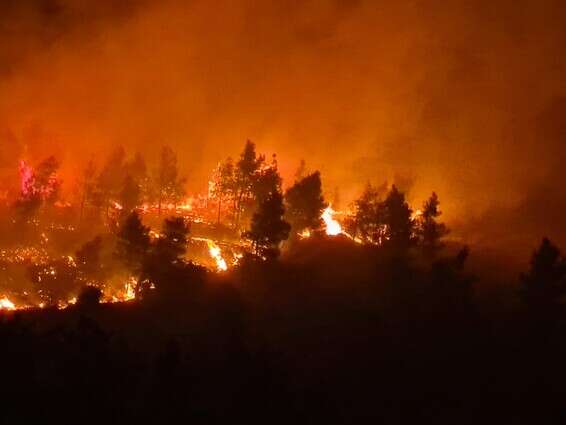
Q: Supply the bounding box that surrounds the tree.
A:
[15,156,62,217]
[76,285,103,309]
[347,182,387,243]
[140,217,195,298]
[284,171,327,235]
[79,158,97,221]
[251,154,281,206]
[125,152,149,202]
[154,217,190,263]
[416,192,449,258]
[234,140,264,228]
[520,238,566,308]
[155,146,186,215]
[95,146,126,218]
[33,156,61,204]
[76,236,106,285]
[116,211,150,274]
[120,175,141,213]
[245,191,290,258]
[210,158,235,224]
[381,185,414,250]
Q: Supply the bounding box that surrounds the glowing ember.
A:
[206,240,228,271]
[0,297,16,310]
[322,206,342,236]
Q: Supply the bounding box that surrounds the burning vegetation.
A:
[0,139,459,310]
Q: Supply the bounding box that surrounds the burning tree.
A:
[245,191,290,258]
[15,156,62,217]
[284,171,327,236]
[210,157,235,224]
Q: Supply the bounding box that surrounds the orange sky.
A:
[0,0,565,256]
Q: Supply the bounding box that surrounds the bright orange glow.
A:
[206,240,228,272]
[0,297,16,311]
[322,206,342,236]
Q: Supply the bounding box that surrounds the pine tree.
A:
[234,140,264,228]
[520,238,566,308]
[382,185,414,250]
[417,192,449,258]
[116,211,151,273]
[284,171,327,235]
[245,191,290,258]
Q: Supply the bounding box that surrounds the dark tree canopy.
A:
[417,192,449,258]
[116,211,151,273]
[381,185,414,250]
[234,140,264,227]
[284,171,327,234]
[120,175,141,213]
[347,182,387,244]
[251,155,282,206]
[521,237,566,308]
[246,191,290,257]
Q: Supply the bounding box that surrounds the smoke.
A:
[0,0,565,257]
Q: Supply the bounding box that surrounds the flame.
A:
[0,297,16,310]
[206,240,228,271]
[322,206,342,236]
[19,160,34,196]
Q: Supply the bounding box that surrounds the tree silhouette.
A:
[155,217,190,263]
[76,285,103,309]
[76,236,106,285]
[210,158,235,224]
[155,146,186,215]
[120,175,141,213]
[140,217,197,298]
[234,140,264,228]
[245,191,290,257]
[125,152,149,202]
[520,238,566,308]
[347,182,387,244]
[382,185,414,250]
[251,154,282,206]
[284,171,327,235]
[79,158,97,222]
[95,146,126,218]
[416,192,449,258]
[116,211,150,274]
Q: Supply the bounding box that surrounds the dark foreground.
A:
[0,238,564,425]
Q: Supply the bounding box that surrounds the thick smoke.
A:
[0,0,565,259]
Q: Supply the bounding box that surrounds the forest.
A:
[0,139,564,424]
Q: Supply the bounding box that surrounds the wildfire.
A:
[0,297,16,310]
[322,206,343,236]
[206,240,228,272]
